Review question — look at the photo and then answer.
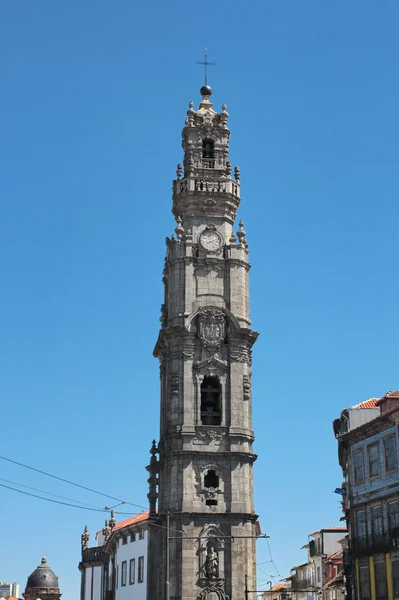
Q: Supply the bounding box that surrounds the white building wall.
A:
[323,532,346,556]
[93,566,102,600]
[348,407,379,430]
[115,531,148,600]
[84,568,92,600]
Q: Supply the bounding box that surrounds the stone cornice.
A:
[163,450,258,463]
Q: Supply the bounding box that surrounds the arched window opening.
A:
[202,139,215,168]
[204,469,219,489]
[204,471,219,506]
[202,139,214,159]
[201,377,221,425]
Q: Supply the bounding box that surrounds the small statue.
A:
[205,545,219,579]
[81,525,90,551]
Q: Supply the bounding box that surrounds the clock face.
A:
[200,229,222,252]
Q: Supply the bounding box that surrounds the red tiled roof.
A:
[96,510,150,539]
[352,398,379,409]
[270,584,286,591]
[112,510,150,532]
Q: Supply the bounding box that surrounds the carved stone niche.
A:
[197,525,225,589]
[197,588,229,600]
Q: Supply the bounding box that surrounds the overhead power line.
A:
[0,454,146,510]
[0,482,124,513]
[266,537,282,578]
[0,477,104,509]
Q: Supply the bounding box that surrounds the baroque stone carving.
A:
[194,428,225,445]
[170,374,179,395]
[199,309,225,350]
[81,525,90,550]
[205,545,219,579]
[243,375,251,401]
[197,585,229,600]
[230,345,251,364]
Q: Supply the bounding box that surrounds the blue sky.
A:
[1,0,399,596]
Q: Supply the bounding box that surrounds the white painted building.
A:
[0,581,19,598]
[290,528,347,600]
[79,510,149,600]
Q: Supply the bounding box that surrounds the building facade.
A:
[335,391,399,600]
[290,529,346,600]
[79,511,149,600]
[0,582,19,599]
[148,83,259,600]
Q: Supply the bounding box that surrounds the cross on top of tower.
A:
[196,47,216,86]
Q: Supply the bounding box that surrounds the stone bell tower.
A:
[148,84,258,600]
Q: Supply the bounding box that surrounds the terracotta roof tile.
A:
[112,510,150,532]
[96,510,150,539]
[270,584,286,591]
[352,398,379,409]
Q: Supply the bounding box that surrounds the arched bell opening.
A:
[200,376,221,425]
[202,139,214,159]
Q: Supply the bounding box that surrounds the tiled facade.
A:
[335,391,399,600]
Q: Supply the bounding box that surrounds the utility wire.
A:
[0,477,104,509]
[266,537,282,578]
[0,454,146,510]
[0,483,120,513]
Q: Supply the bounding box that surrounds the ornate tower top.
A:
[173,86,240,236]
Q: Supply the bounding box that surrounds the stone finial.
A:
[109,509,116,530]
[237,220,246,245]
[102,519,111,542]
[41,556,47,565]
[175,216,184,240]
[176,163,183,180]
[234,166,240,182]
[220,104,229,128]
[187,101,196,126]
[146,439,159,518]
[229,231,237,244]
[81,525,90,551]
[226,161,232,177]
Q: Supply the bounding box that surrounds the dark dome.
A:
[200,85,212,97]
[26,557,59,589]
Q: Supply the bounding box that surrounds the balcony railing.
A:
[202,158,216,169]
[352,528,399,555]
[291,577,314,590]
[82,546,107,564]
